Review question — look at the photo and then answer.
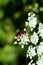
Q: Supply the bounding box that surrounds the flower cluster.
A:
[36,55,43,65]
[25,12,37,31]
[38,23,43,39]
[14,31,30,48]
[30,32,39,45]
[26,46,36,59]
[14,12,43,65]
[26,13,43,65]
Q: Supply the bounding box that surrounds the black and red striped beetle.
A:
[16,31,26,37]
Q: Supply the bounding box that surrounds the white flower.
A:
[37,42,43,56]
[28,60,35,65]
[28,12,31,17]
[28,12,35,17]
[24,28,26,31]
[38,23,43,39]
[27,46,36,59]
[25,22,29,26]
[36,55,43,65]
[28,60,33,65]
[14,41,17,44]
[32,63,35,65]
[30,32,39,45]
[21,45,24,48]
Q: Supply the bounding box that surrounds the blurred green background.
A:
[0,0,43,65]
